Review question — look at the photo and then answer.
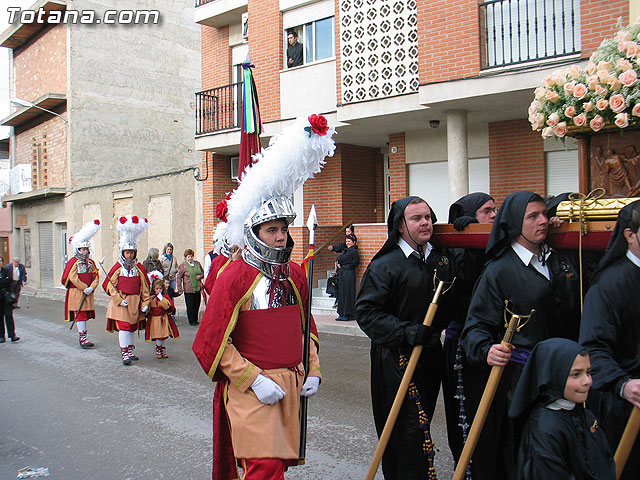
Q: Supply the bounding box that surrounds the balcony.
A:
[479,0,580,69]
[194,0,247,28]
[195,82,242,136]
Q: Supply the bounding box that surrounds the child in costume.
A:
[62,220,101,348]
[145,270,179,358]
[508,338,615,479]
[104,215,150,365]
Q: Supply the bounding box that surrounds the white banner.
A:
[9,163,33,194]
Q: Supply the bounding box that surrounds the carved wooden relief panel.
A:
[590,130,640,197]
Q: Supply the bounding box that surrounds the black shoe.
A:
[10,336,20,342]
[79,340,95,349]
[123,357,132,366]
[0,337,5,343]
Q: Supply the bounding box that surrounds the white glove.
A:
[141,305,149,313]
[251,374,285,405]
[119,299,128,307]
[157,293,163,301]
[83,286,94,295]
[300,376,320,398]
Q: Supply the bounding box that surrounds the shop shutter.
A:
[546,149,578,197]
[38,222,54,287]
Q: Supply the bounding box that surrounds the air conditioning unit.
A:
[231,157,239,180]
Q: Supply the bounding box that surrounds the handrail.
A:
[315,220,355,257]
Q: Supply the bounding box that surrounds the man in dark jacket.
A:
[5,256,27,308]
[0,257,19,342]
[286,30,303,68]
[356,196,456,479]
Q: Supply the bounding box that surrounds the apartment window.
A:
[283,0,335,68]
[546,149,578,197]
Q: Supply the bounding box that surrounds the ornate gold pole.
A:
[614,407,640,479]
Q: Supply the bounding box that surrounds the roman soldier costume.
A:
[104,215,150,365]
[192,115,335,480]
[62,219,101,348]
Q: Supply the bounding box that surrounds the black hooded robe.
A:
[579,200,640,480]
[356,196,457,480]
[460,191,581,480]
[509,338,615,480]
[443,192,494,463]
[336,245,359,320]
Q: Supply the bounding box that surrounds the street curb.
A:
[21,287,368,339]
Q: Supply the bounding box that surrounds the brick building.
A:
[0,0,201,288]
[195,0,636,288]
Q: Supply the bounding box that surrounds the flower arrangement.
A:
[529,18,640,138]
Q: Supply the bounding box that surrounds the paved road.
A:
[0,295,455,479]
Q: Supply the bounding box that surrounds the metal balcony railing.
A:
[479,0,580,69]
[195,0,214,7]
[195,82,242,135]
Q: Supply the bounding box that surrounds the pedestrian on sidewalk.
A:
[4,256,27,308]
[142,248,164,277]
[335,234,359,321]
[62,220,101,348]
[177,249,204,326]
[145,271,179,359]
[160,243,179,294]
[0,257,19,343]
[104,215,150,365]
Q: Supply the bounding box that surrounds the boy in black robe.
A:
[443,192,496,463]
[579,199,640,480]
[356,196,457,480]
[460,190,581,479]
[508,338,615,479]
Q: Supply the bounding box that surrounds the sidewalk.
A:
[21,285,366,338]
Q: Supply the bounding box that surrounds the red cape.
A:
[203,255,232,295]
[192,259,319,480]
[61,257,98,321]
[102,262,149,293]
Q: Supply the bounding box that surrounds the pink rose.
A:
[564,106,576,118]
[567,65,581,78]
[596,99,609,111]
[590,115,605,132]
[573,113,587,127]
[620,69,638,86]
[583,101,594,112]
[616,30,632,42]
[543,75,554,88]
[528,100,542,115]
[546,90,560,103]
[573,83,588,99]
[534,86,547,100]
[541,127,554,139]
[551,71,567,86]
[616,58,633,71]
[632,104,640,117]
[595,85,609,96]
[597,61,612,71]
[546,112,560,127]
[608,77,623,91]
[619,41,628,53]
[626,42,640,58]
[597,69,611,82]
[587,62,597,75]
[609,94,627,113]
[615,112,629,128]
[553,122,568,138]
[530,113,545,130]
[586,76,599,90]
[563,81,575,95]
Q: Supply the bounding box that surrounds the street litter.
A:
[17,466,50,478]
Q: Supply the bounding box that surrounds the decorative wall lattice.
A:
[340,0,418,104]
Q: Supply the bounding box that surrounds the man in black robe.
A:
[579,199,640,480]
[356,196,456,479]
[335,234,359,321]
[460,190,581,479]
[443,192,496,463]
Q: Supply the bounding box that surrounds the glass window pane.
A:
[305,23,313,63]
[314,17,333,60]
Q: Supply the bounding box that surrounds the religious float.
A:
[433,19,640,250]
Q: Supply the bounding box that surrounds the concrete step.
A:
[312,306,338,316]
[312,295,337,309]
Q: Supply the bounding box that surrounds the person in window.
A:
[286,30,303,68]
